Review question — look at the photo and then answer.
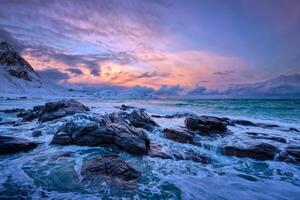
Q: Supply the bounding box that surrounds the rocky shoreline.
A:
[0,99,300,187]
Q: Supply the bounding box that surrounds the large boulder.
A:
[222,143,278,161]
[185,115,227,134]
[163,128,194,144]
[18,99,90,122]
[128,110,158,131]
[0,135,38,155]
[52,113,150,155]
[81,155,140,183]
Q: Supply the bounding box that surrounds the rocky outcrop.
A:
[0,41,35,81]
[0,135,38,155]
[18,99,90,122]
[285,146,300,163]
[52,113,150,155]
[163,128,194,144]
[81,155,140,183]
[222,143,278,161]
[128,110,158,131]
[185,115,227,134]
[0,108,25,113]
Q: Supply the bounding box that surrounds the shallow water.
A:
[0,99,300,199]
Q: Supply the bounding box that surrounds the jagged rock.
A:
[52,113,150,155]
[222,143,278,161]
[0,135,38,155]
[163,128,194,144]
[18,99,90,122]
[128,110,158,131]
[32,130,42,137]
[81,155,140,183]
[185,115,227,134]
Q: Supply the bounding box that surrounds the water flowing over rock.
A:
[18,99,90,122]
[222,143,278,161]
[128,110,159,131]
[185,115,228,134]
[0,135,38,155]
[52,113,150,155]
[163,128,194,144]
[81,155,140,183]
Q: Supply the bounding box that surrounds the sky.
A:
[0,0,300,93]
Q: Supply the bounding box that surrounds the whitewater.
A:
[0,99,300,200]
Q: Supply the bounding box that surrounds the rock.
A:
[185,115,227,134]
[249,135,287,143]
[52,113,150,155]
[18,99,90,122]
[128,110,158,131]
[32,130,42,137]
[289,127,299,132]
[163,128,194,144]
[151,112,190,119]
[81,155,140,183]
[230,119,256,126]
[285,146,300,163]
[222,143,278,161]
[0,108,25,113]
[0,135,38,155]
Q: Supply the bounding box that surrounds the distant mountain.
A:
[0,41,68,98]
[225,74,300,98]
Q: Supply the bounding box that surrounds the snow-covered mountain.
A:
[0,41,68,98]
[225,74,300,98]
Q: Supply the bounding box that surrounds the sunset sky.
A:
[0,0,300,91]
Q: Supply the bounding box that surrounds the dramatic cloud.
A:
[37,68,70,84]
[0,0,299,91]
[154,85,184,96]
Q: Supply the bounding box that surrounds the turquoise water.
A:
[0,99,300,199]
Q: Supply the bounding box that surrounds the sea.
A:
[0,99,299,199]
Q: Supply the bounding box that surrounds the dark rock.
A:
[0,108,25,113]
[249,135,287,143]
[52,113,150,155]
[128,110,158,131]
[230,119,256,126]
[0,135,38,155]
[152,112,190,119]
[185,115,227,134]
[32,130,42,137]
[289,127,299,132]
[222,143,278,161]
[285,146,300,163]
[18,99,90,122]
[163,128,194,144]
[81,155,140,183]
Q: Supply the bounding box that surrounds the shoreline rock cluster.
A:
[1,99,300,184]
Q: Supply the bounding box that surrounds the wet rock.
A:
[128,110,158,131]
[249,135,287,143]
[0,135,38,155]
[52,114,150,155]
[32,130,42,137]
[0,108,25,113]
[285,146,300,163]
[152,112,190,119]
[163,128,194,144]
[81,155,140,183]
[230,119,256,126]
[289,127,299,132]
[222,143,278,161]
[114,104,140,111]
[185,115,227,134]
[18,99,90,122]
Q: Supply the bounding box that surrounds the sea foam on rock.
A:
[18,99,90,122]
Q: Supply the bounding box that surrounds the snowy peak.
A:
[0,41,37,81]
